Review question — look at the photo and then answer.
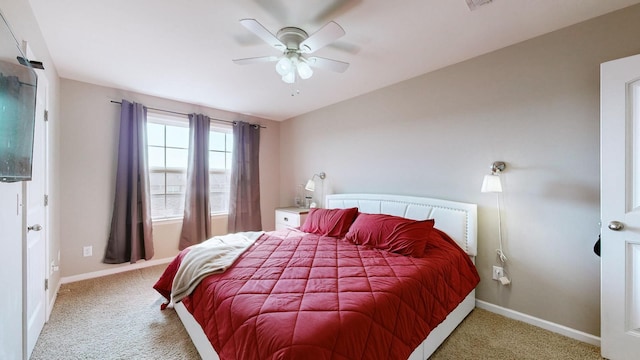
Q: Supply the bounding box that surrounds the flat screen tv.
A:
[0,13,37,183]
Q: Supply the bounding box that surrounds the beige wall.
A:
[0,0,62,358]
[59,79,280,277]
[151,215,229,259]
[280,5,640,336]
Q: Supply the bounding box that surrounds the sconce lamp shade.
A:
[304,172,326,192]
[481,174,503,193]
[305,179,316,192]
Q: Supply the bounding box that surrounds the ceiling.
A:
[27,0,640,121]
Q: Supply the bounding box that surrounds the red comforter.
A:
[154,229,479,360]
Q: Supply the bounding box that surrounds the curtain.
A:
[179,114,212,250]
[228,121,262,232]
[104,100,154,264]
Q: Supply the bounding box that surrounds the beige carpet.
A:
[32,265,602,359]
[31,265,199,360]
[429,308,602,360]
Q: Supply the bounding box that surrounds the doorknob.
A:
[608,221,624,231]
[28,224,42,232]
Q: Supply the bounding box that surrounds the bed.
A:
[155,193,479,359]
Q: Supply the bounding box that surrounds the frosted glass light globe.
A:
[275,57,293,76]
[282,71,295,84]
[297,61,313,80]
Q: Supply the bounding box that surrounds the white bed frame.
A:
[174,193,478,360]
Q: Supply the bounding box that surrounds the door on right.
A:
[601,53,640,359]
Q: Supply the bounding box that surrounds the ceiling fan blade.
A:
[239,19,286,51]
[306,56,349,73]
[299,21,345,53]
[233,56,280,65]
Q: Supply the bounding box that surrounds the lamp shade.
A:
[481,174,502,193]
[297,61,313,79]
[276,57,293,76]
[282,70,295,84]
[305,179,315,192]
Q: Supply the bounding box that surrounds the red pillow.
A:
[300,207,359,237]
[345,213,435,257]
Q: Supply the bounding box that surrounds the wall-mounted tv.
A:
[0,12,37,183]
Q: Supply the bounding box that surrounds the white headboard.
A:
[325,194,477,256]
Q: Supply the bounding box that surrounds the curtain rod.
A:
[109,100,266,129]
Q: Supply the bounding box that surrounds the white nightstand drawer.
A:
[276,210,301,227]
[275,208,309,230]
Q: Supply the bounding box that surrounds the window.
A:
[146,111,233,220]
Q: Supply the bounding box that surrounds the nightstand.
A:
[275,207,309,230]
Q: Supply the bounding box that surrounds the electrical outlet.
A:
[492,266,504,280]
[83,246,93,257]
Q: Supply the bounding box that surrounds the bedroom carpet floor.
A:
[31,264,603,360]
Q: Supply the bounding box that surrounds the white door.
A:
[25,66,48,358]
[601,53,640,359]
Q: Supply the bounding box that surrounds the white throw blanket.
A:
[171,231,264,304]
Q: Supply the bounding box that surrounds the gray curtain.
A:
[179,114,212,250]
[104,100,154,264]
[228,121,262,232]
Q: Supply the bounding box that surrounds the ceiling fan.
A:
[233,18,350,83]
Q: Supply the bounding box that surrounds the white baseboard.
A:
[475,300,600,346]
[60,257,173,284]
[46,281,61,321]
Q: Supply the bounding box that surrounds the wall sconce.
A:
[481,161,509,277]
[305,172,326,192]
[481,161,505,193]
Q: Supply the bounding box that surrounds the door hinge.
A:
[44,110,49,122]
[44,279,49,291]
[44,194,49,206]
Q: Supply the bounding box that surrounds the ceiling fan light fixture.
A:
[234,19,349,84]
[297,60,313,80]
[275,57,293,76]
[282,70,296,84]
